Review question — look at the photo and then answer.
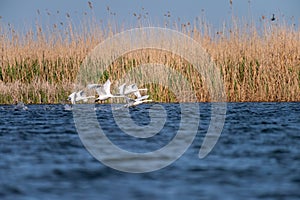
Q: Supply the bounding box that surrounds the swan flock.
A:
[68,79,152,107]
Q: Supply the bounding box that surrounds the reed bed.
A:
[0,9,299,104]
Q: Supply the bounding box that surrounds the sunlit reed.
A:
[0,7,299,104]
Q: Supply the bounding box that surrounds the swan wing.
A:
[125,84,138,95]
[133,90,142,98]
[95,86,106,96]
[77,90,86,98]
[118,83,126,95]
[87,84,102,89]
[102,79,112,95]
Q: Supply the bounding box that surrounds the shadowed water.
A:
[0,103,299,199]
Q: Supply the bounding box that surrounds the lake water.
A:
[0,103,299,199]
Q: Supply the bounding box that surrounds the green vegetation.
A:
[0,6,299,104]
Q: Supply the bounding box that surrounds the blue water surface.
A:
[0,103,299,200]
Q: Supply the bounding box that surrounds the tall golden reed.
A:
[0,8,299,104]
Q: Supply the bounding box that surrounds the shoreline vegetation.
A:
[0,4,299,104]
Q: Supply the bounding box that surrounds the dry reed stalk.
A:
[0,12,299,104]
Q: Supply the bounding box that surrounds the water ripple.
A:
[0,103,299,199]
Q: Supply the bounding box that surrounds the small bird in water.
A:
[14,102,28,111]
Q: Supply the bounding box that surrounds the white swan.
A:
[124,89,153,107]
[89,79,122,102]
[124,96,153,108]
[131,85,150,101]
[68,90,94,104]
[116,83,152,107]
[14,102,28,111]
[118,83,147,97]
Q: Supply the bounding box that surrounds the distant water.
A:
[0,103,299,200]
